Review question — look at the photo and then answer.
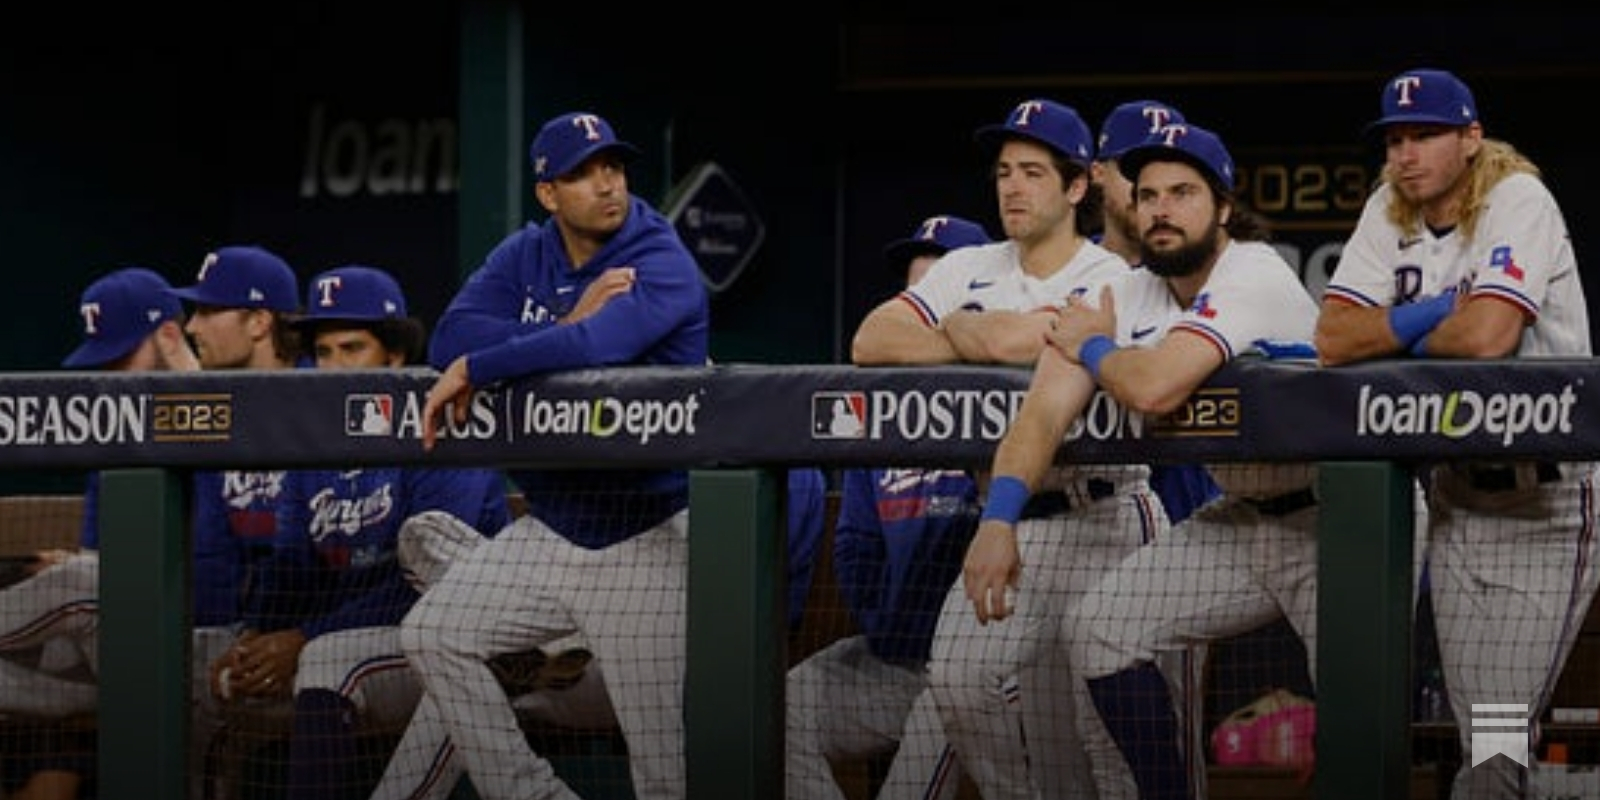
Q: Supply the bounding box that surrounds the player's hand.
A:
[1047,285,1117,361]
[219,629,305,700]
[422,357,475,452]
[564,267,636,324]
[962,520,1022,624]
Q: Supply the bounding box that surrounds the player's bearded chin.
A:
[1142,222,1220,278]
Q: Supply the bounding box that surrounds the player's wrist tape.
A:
[981,476,1031,525]
[1077,335,1118,382]
[1388,291,1455,348]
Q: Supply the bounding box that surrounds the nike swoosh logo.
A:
[1398,237,1423,250]
[556,286,577,295]
[1131,326,1157,340]
[967,279,994,290]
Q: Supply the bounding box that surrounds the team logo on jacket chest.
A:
[307,484,395,539]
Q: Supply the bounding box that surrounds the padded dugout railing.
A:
[3,358,1591,799]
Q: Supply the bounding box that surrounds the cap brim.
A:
[1119,148,1215,188]
[292,312,389,328]
[974,125,1083,163]
[544,141,642,181]
[1363,115,1468,137]
[62,337,139,368]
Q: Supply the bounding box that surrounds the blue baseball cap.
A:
[974,99,1094,167]
[169,246,299,312]
[530,111,641,182]
[882,215,992,276]
[299,265,407,324]
[1118,123,1236,191]
[63,267,184,368]
[1367,68,1478,134]
[1097,100,1186,161]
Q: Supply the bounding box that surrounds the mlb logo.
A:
[812,392,867,439]
[346,394,394,436]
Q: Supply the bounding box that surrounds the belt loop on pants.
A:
[1020,478,1117,520]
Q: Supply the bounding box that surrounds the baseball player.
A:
[854,99,1162,800]
[1091,99,1221,526]
[0,269,198,696]
[163,244,307,799]
[1091,99,1223,795]
[1006,122,1323,800]
[1314,67,1598,799]
[206,264,511,800]
[0,267,201,800]
[787,215,989,800]
[384,110,709,800]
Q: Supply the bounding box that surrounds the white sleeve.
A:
[901,248,979,326]
[1323,186,1401,308]
[1467,173,1566,317]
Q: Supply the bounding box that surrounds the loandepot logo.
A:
[1355,384,1578,447]
[520,392,702,445]
[1470,703,1528,768]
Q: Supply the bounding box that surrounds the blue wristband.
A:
[1388,290,1455,348]
[981,476,1030,525]
[1077,334,1118,382]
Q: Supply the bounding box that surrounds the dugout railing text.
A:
[10,359,1591,800]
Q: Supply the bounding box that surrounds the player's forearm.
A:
[990,350,1099,488]
[943,309,1051,366]
[1419,296,1525,359]
[851,318,959,365]
[1313,301,1403,366]
[989,395,1070,490]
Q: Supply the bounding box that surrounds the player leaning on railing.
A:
[1315,67,1599,800]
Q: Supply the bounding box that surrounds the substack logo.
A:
[1470,703,1528,767]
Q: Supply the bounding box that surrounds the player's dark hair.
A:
[268,312,305,364]
[309,318,429,365]
[1052,158,1101,236]
[1079,180,1107,240]
[375,318,429,365]
[1207,179,1272,244]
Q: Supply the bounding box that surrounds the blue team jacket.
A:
[244,466,509,638]
[428,195,710,548]
[834,467,980,664]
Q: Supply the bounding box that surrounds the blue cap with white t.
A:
[169,245,299,312]
[1367,68,1478,134]
[1117,122,1235,191]
[300,265,407,323]
[63,267,184,368]
[974,99,1094,167]
[1097,100,1186,161]
[530,111,641,181]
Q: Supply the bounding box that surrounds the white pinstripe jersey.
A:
[1325,173,1591,358]
[900,238,1128,325]
[899,237,1147,493]
[1106,240,1319,497]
